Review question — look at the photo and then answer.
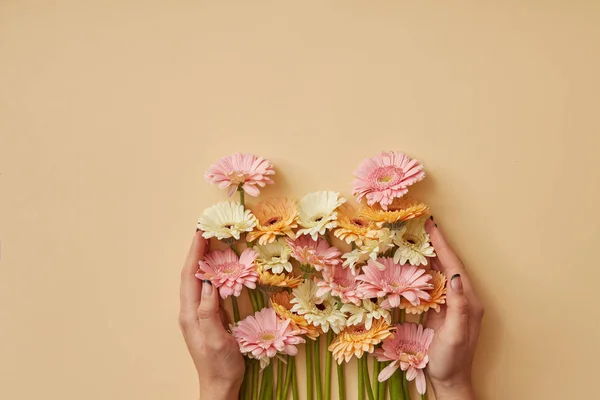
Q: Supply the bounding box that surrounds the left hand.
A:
[179,231,245,400]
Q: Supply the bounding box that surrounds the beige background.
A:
[1,1,599,399]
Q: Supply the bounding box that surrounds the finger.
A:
[425,218,465,277]
[219,297,233,330]
[197,280,229,339]
[443,274,469,345]
[179,231,209,326]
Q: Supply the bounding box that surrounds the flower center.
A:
[265,216,282,226]
[352,218,368,227]
[312,214,325,223]
[370,166,404,189]
[315,303,327,311]
[218,261,241,275]
[227,171,247,185]
[261,331,277,341]
[395,340,424,357]
[402,233,421,246]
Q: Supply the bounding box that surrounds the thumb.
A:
[443,274,469,345]
[197,281,227,336]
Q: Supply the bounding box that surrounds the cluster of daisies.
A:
[196,151,446,400]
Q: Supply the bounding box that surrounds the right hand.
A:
[424,219,485,400]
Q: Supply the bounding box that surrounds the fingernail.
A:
[451,274,462,291]
[202,280,213,297]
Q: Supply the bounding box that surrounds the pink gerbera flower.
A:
[315,266,364,306]
[232,307,306,368]
[356,257,432,309]
[205,153,275,197]
[376,323,435,395]
[195,248,259,299]
[286,235,342,272]
[352,151,425,210]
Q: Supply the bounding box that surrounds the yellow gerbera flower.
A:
[247,197,298,245]
[333,203,380,246]
[328,318,393,364]
[257,266,303,289]
[360,198,430,226]
[270,292,321,340]
[402,270,447,314]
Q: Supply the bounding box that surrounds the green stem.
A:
[238,187,245,208]
[282,356,293,400]
[378,374,386,400]
[248,290,259,312]
[256,290,265,310]
[390,369,403,400]
[419,313,425,325]
[306,340,314,400]
[261,364,274,400]
[399,309,405,324]
[362,357,374,400]
[315,337,323,400]
[292,358,299,400]
[336,362,345,400]
[240,359,249,400]
[252,361,259,400]
[421,395,427,400]
[372,359,380,400]
[402,370,410,400]
[324,331,333,400]
[231,296,241,322]
[275,358,284,400]
[358,357,365,400]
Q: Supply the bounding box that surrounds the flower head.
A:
[270,292,321,340]
[205,153,275,197]
[360,198,430,227]
[315,266,364,306]
[254,239,293,274]
[328,319,393,364]
[195,248,259,298]
[232,307,306,369]
[376,323,434,395]
[297,191,346,240]
[393,218,436,266]
[247,197,298,245]
[197,201,257,240]
[333,203,380,246]
[341,299,391,330]
[257,267,304,289]
[287,235,342,272]
[356,257,433,309]
[352,151,425,210]
[402,270,447,314]
[290,280,347,334]
[342,228,394,275]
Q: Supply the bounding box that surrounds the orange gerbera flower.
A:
[270,292,321,340]
[360,198,430,226]
[333,203,379,246]
[247,197,298,245]
[328,318,393,364]
[257,266,303,289]
[401,270,447,314]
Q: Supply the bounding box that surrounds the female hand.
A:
[179,231,245,400]
[424,219,485,400]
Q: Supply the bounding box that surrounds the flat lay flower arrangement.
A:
[196,151,446,400]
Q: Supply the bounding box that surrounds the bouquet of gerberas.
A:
[196,152,447,400]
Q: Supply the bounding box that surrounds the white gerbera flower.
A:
[297,191,346,240]
[290,280,347,333]
[341,299,392,330]
[342,228,394,274]
[197,201,257,240]
[254,238,293,274]
[392,218,436,266]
